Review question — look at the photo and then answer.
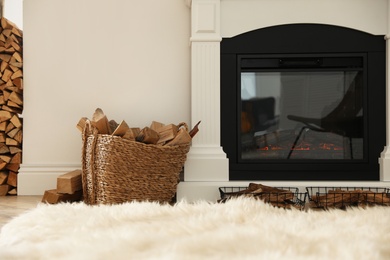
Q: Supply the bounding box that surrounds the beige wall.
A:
[22,0,190,164]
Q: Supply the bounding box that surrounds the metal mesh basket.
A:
[306,186,390,210]
[219,185,307,210]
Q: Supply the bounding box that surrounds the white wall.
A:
[3,0,23,29]
[20,0,191,194]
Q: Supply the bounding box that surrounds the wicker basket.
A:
[81,121,191,205]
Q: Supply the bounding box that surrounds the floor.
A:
[0,196,42,228]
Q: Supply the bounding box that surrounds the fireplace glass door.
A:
[240,56,364,161]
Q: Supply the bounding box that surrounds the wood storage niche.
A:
[0,17,23,196]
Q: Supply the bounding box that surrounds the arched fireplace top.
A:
[221,23,385,54]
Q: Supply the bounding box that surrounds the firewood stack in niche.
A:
[0,17,23,196]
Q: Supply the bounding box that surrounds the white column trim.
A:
[184,0,228,182]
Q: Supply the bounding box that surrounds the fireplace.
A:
[221,24,386,181]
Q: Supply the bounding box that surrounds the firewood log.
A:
[92,108,110,134]
[111,120,129,137]
[0,184,10,195]
[123,127,140,141]
[56,170,82,194]
[136,127,159,144]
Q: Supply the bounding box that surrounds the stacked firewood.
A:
[42,170,83,204]
[0,17,23,196]
[219,183,303,210]
[310,188,390,209]
[77,108,200,146]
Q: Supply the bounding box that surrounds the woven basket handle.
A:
[82,120,98,204]
[177,122,189,132]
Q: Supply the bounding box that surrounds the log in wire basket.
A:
[306,186,390,210]
[219,186,307,210]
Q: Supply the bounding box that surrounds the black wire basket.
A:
[306,186,390,210]
[219,185,307,210]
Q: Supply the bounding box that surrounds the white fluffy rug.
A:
[1,198,390,260]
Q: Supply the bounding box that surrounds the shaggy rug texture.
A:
[1,198,390,259]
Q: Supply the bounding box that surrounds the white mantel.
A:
[177,0,390,202]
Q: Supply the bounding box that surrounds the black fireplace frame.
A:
[220,24,386,181]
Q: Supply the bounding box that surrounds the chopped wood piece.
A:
[6,163,19,172]
[164,126,191,146]
[10,152,21,164]
[92,108,110,134]
[0,54,11,62]
[57,170,82,194]
[123,127,140,141]
[111,120,129,137]
[9,146,21,154]
[7,188,16,195]
[6,171,17,187]
[10,41,21,52]
[156,124,178,144]
[1,17,17,30]
[108,119,118,133]
[11,27,22,37]
[0,171,7,185]
[12,52,22,63]
[12,77,22,89]
[0,184,10,196]
[10,69,22,80]
[0,143,9,154]
[0,155,11,163]
[8,91,22,105]
[2,90,10,101]
[5,122,14,133]
[9,114,21,128]
[0,133,5,143]
[6,137,18,146]
[0,161,7,170]
[1,69,12,82]
[13,130,22,143]
[0,121,6,131]
[42,189,82,204]
[7,100,21,109]
[189,121,201,138]
[1,29,11,38]
[150,121,165,131]
[0,61,7,72]
[0,110,11,122]
[7,127,19,138]
[136,127,159,144]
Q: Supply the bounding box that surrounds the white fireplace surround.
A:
[17,0,390,202]
[177,0,390,201]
